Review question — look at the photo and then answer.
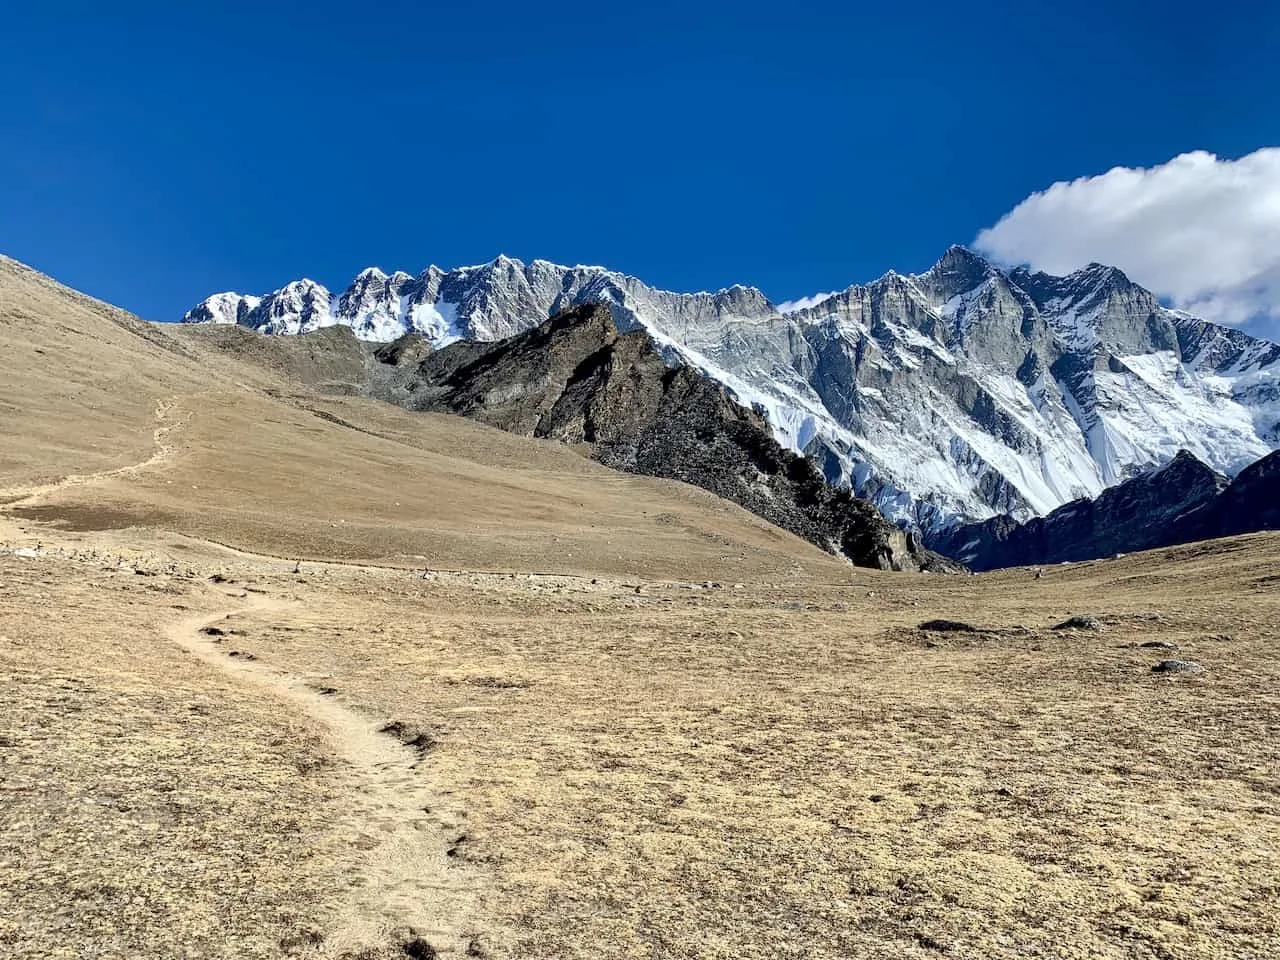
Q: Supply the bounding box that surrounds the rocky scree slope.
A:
[183,248,1280,531]
[378,305,953,572]
[931,448,1280,570]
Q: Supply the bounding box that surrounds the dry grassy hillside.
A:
[1,257,1277,960]
[0,256,847,582]
[0,255,198,488]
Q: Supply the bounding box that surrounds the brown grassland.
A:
[0,256,1277,959]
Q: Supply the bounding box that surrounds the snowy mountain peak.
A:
[182,251,1280,532]
[918,245,998,300]
[1082,261,1130,282]
[487,254,526,276]
[930,243,993,272]
[183,291,260,326]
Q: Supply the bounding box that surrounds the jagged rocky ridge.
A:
[375,305,954,572]
[184,248,1280,531]
[930,448,1280,570]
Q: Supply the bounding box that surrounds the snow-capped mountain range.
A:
[182,247,1280,532]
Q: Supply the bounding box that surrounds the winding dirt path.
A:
[166,591,481,957]
[0,395,186,506]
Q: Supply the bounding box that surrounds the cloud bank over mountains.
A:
[976,148,1280,339]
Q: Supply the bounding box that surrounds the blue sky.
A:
[3,1,1279,328]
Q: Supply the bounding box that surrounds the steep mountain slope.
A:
[1,255,858,582]
[0,254,202,489]
[184,249,1280,530]
[930,447,1280,570]
[1165,449,1280,545]
[378,304,950,571]
[929,450,1230,570]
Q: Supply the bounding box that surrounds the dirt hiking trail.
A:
[0,395,186,506]
[166,589,482,958]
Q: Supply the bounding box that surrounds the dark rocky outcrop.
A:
[930,448,1280,570]
[1166,449,1280,543]
[394,304,953,571]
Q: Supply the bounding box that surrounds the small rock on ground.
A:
[1152,659,1203,674]
[1051,615,1100,631]
[918,619,978,633]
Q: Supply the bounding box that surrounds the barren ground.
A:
[1,256,1277,959]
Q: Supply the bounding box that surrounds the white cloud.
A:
[975,148,1280,337]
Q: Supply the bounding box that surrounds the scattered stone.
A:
[199,626,226,637]
[380,720,437,757]
[445,833,471,858]
[278,931,324,952]
[401,937,438,960]
[447,675,532,690]
[1152,659,1203,674]
[913,931,948,953]
[918,619,977,633]
[1140,640,1179,651]
[1051,615,1100,631]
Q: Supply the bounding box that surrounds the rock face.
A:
[930,448,1280,570]
[391,304,952,572]
[1165,449,1280,543]
[183,248,1280,530]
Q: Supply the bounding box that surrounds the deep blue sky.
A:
[3,1,1278,320]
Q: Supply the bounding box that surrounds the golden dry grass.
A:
[1,256,1278,959]
[0,550,341,958]
[0,255,846,583]
[193,539,1279,960]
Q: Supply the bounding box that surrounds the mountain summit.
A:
[184,250,1280,529]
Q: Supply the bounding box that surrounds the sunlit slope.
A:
[0,255,201,490]
[0,256,849,580]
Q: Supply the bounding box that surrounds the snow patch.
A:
[777,291,839,314]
